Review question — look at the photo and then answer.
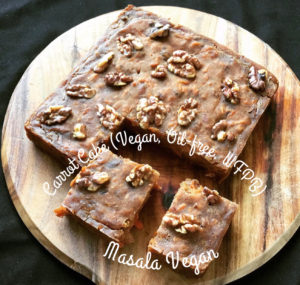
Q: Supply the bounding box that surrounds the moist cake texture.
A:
[24,5,278,177]
[55,149,160,246]
[148,179,237,275]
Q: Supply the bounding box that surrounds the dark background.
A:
[0,0,299,284]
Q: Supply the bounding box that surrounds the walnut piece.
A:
[117,33,143,57]
[97,104,122,130]
[163,212,202,234]
[91,172,110,185]
[167,50,201,79]
[222,78,240,104]
[93,52,114,73]
[203,187,220,205]
[73,123,87,140]
[76,177,90,189]
[211,120,227,142]
[136,96,167,129]
[248,66,267,91]
[177,98,198,126]
[149,22,170,39]
[163,214,179,227]
[151,64,167,79]
[175,226,187,234]
[211,119,235,142]
[76,171,109,192]
[40,105,72,126]
[126,164,153,187]
[66,84,96,99]
[104,72,133,87]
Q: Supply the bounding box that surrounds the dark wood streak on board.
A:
[290,79,299,217]
[262,101,275,251]
[71,30,81,69]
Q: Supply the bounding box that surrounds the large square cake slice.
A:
[55,149,160,246]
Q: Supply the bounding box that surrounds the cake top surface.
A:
[62,149,159,231]
[25,5,278,175]
[148,179,237,272]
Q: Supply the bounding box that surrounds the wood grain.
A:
[2,6,300,285]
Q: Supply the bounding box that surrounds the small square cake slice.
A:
[55,149,159,246]
[148,179,237,275]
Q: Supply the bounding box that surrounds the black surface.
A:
[0,0,299,284]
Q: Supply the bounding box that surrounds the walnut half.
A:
[76,170,109,192]
[136,96,167,129]
[104,72,133,87]
[66,84,96,99]
[149,22,170,39]
[151,64,167,79]
[117,33,143,57]
[163,212,202,234]
[97,104,122,130]
[40,105,72,126]
[177,98,198,126]
[221,78,240,104]
[167,50,201,79]
[93,52,114,73]
[248,66,268,91]
[126,164,154,187]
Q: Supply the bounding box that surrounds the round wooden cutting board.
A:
[2,6,300,285]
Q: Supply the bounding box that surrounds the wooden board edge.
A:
[1,6,300,284]
[222,214,300,283]
[1,142,94,282]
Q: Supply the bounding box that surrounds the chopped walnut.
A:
[217,130,227,142]
[203,187,220,205]
[163,212,202,234]
[163,213,180,227]
[175,226,187,234]
[117,33,143,57]
[91,172,110,185]
[122,219,131,228]
[248,66,267,91]
[104,72,133,87]
[177,98,198,126]
[222,78,240,104]
[97,104,122,130]
[76,171,109,192]
[167,50,201,79]
[131,38,144,50]
[136,96,167,129]
[66,84,96,99]
[40,105,72,126]
[93,52,114,73]
[76,177,90,189]
[126,164,153,187]
[149,22,170,39]
[73,123,87,140]
[211,120,227,142]
[151,65,167,79]
[184,223,201,232]
[211,119,235,142]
